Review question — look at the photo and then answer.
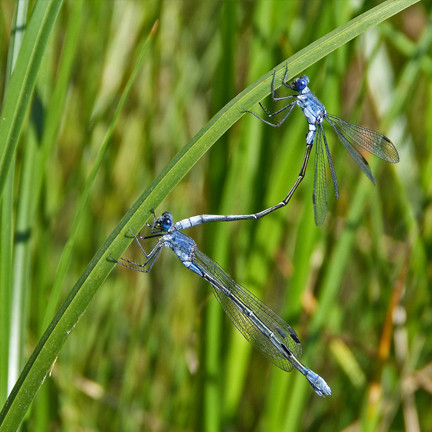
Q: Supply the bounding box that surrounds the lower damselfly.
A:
[113,210,331,397]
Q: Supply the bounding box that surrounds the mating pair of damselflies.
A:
[115,66,399,396]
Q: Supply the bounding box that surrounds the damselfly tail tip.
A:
[306,371,332,397]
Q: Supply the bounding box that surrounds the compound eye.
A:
[160,212,173,231]
[296,77,308,90]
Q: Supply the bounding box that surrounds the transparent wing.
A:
[194,249,302,372]
[313,127,328,226]
[326,114,399,163]
[325,115,375,183]
[322,123,339,201]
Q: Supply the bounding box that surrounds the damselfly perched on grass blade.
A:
[113,210,331,397]
[245,65,400,225]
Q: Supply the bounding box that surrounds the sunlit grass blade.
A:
[0,0,29,409]
[0,1,422,430]
[0,0,63,199]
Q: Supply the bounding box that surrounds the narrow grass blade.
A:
[0,1,419,429]
[0,0,64,200]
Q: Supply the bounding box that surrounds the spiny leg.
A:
[244,65,297,127]
[245,101,296,127]
[118,246,162,273]
[270,65,297,101]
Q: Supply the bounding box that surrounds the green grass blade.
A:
[0,0,63,200]
[37,0,86,331]
[40,18,159,331]
[0,1,419,430]
[0,0,29,408]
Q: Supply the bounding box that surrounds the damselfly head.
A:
[294,75,309,91]
[157,212,173,232]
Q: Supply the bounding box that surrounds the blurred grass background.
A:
[1,0,432,431]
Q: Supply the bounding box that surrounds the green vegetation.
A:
[0,0,430,431]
